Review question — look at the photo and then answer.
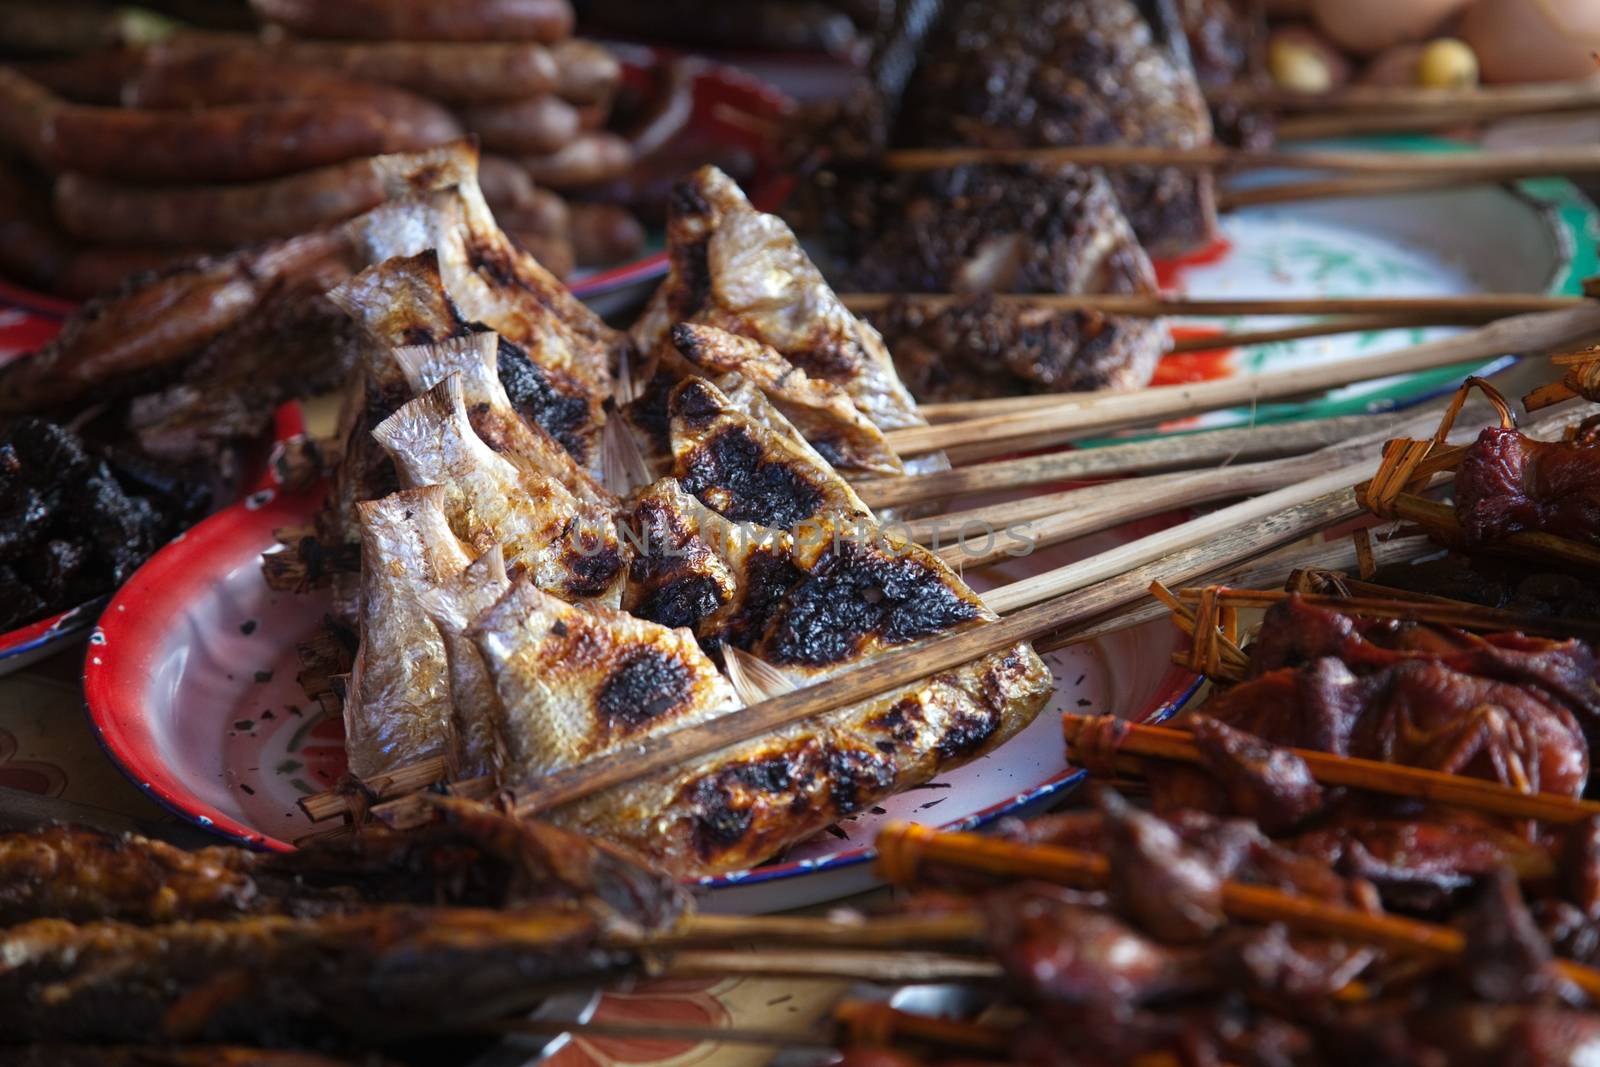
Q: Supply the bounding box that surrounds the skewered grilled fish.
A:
[632,165,926,436]
[331,249,608,479]
[495,376,1052,875]
[0,803,687,930]
[345,485,471,778]
[371,375,627,606]
[667,322,903,475]
[417,546,513,779]
[471,577,742,780]
[346,140,619,461]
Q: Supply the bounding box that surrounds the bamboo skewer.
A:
[661,948,1002,983]
[1172,587,1600,644]
[853,413,1400,508]
[876,144,1600,181]
[872,824,1600,999]
[1210,82,1600,116]
[301,483,1383,826]
[1219,173,1505,211]
[883,306,1600,456]
[1062,716,1600,827]
[1165,314,1464,351]
[842,292,1581,319]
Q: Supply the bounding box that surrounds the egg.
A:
[1268,26,1351,92]
[1311,0,1470,55]
[1416,38,1479,88]
[1461,0,1600,84]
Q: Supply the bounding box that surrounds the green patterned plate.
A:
[1159,134,1596,428]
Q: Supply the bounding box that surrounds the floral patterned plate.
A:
[83,480,1197,912]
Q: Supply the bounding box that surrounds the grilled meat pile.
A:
[0,802,683,1057]
[0,417,209,629]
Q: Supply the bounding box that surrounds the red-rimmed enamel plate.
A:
[83,481,1196,911]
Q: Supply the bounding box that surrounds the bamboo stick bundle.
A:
[1524,346,1600,412]
[852,412,1401,509]
[876,144,1600,181]
[885,306,1600,458]
[871,823,1600,999]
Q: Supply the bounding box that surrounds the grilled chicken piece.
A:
[667,322,903,475]
[417,547,513,779]
[471,577,742,780]
[0,908,636,1046]
[371,375,627,606]
[330,248,606,475]
[633,165,926,436]
[345,486,471,778]
[346,139,618,463]
[897,0,1217,256]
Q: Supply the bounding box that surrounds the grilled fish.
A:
[346,140,618,452]
[391,327,613,507]
[667,374,872,528]
[632,165,926,436]
[667,322,903,475]
[470,576,741,778]
[330,248,605,474]
[371,375,627,605]
[525,381,1053,875]
[345,485,470,778]
[417,546,512,779]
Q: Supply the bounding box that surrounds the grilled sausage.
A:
[270,39,560,102]
[124,50,462,148]
[52,162,389,248]
[518,132,633,188]
[566,202,645,267]
[551,40,622,104]
[457,94,580,154]
[250,0,574,43]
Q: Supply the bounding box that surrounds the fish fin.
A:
[392,331,509,410]
[601,414,654,498]
[723,645,799,706]
[372,373,471,459]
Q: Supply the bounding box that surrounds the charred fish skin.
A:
[330,249,606,475]
[667,322,905,476]
[668,375,872,529]
[632,164,927,435]
[371,375,628,606]
[390,324,614,506]
[344,485,471,779]
[557,638,1052,878]
[469,576,741,780]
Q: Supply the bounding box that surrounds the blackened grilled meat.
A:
[0,417,207,629]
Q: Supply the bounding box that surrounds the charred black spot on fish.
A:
[596,648,692,737]
[466,235,519,289]
[670,180,713,222]
[764,541,983,667]
[678,427,826,529]
[724,548,804,650]
[400,325,438,346]
[626,370,677,459]
[636,573,727,630]
[934,703,1002,762]
[809,438,848,468]
[669,379,723,430]
[561,540,624,600]
[496,337,592,463]
[869,697,927,745]
[684,754,795,857]
[826,747,896,815]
